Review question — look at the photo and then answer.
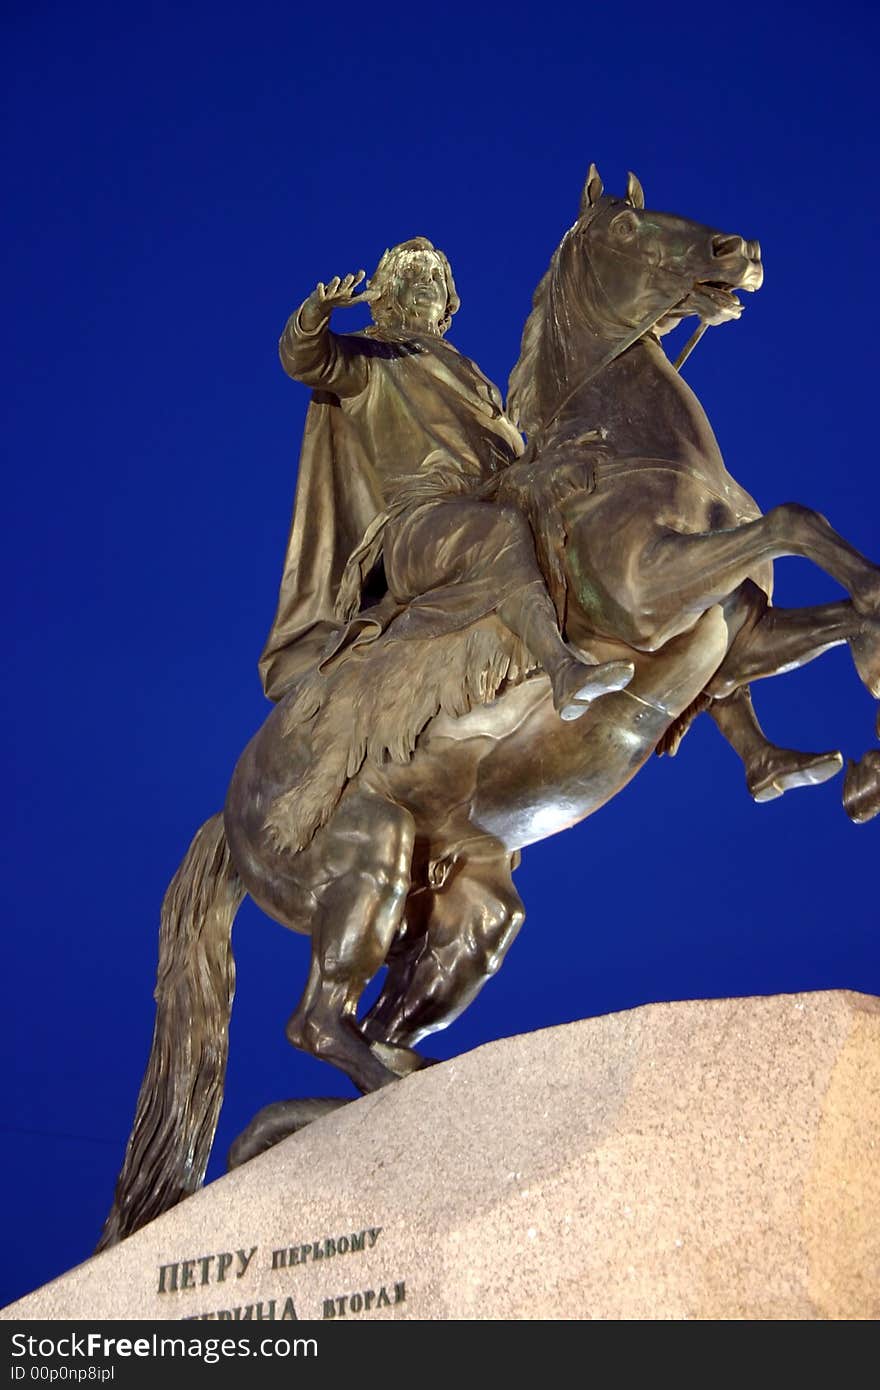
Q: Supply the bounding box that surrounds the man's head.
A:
[368,237,460,336]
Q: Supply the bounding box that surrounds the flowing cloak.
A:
[258,310,524,702]
[257,391,383,700]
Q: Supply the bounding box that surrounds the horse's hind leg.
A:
[362,845,525,1048]
[285,790,427,1094]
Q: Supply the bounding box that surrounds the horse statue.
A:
[98,166,879,1250]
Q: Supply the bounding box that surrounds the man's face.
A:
[390,251,448,330]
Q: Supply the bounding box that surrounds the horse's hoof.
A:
[554,658,634,719]
[843,750,880,823]
[748,748,843,803]
[369,1040,435,1077]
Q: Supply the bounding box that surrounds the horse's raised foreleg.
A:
[658,585,871,792]
[637,505,880,644]
[711,596,879,699]
[709,687,843,801]
[361,847,525,1048]
[284,791,430,1093]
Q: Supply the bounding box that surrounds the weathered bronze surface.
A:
[98,168,880,1250]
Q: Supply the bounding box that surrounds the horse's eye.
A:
[611,212,638,241]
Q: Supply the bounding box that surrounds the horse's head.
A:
[508,165,765,437]
[571,164,763,334]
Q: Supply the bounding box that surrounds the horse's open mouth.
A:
[695,281,743,311]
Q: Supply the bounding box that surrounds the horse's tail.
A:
[96,813,245,1251]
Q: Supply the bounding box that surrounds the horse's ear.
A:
[626,170,645,210]
[580,163,604,215]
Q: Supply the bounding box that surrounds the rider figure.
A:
[260,238,634,718]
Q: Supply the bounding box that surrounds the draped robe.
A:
[258,309,526,702]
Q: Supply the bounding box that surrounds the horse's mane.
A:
[507,255,557,438]
[508,230,578,438]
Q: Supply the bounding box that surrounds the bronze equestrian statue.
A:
[98,167,879,1250]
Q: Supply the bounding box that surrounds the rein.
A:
[534,298,680,442]
[673,320,709,371]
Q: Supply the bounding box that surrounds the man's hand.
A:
[298,271,377,332]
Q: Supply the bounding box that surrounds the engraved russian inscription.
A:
[185,1298,299,1321]
[157,1246,257,1293]
[271,1226,382,1268]
[154,1225,385,1299]
[322,1281,406,1318]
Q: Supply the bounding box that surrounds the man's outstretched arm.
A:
[279,270,375,397]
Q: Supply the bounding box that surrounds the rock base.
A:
[4,990,879,1321]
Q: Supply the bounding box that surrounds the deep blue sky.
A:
[3,1,878,1308]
